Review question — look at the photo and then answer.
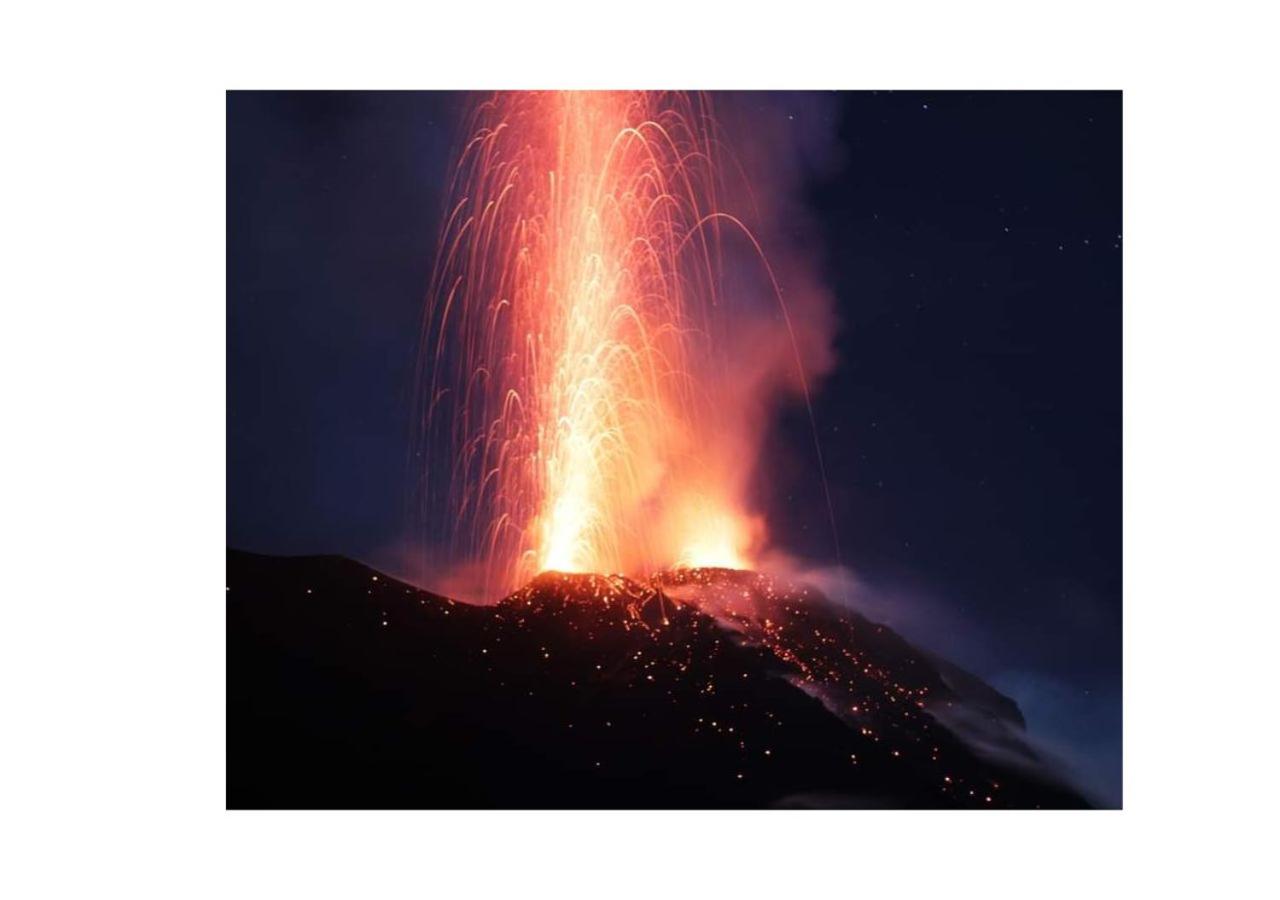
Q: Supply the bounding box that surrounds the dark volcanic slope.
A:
[227,550,1087,808]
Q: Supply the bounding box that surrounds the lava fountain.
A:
[417,91,828,598]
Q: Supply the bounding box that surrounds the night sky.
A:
[227,91,1121,803]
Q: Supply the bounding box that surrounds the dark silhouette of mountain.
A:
[227,549,1088,808]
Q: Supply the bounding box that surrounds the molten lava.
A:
[419,91,790,595]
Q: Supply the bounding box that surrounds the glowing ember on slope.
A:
[417,91,827,597]
[472,565,1050,807]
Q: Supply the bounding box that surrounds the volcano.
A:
[227,549,1088,808]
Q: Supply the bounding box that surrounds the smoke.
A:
[755,553,1120,807]
[636,92,846,570]
[984,671,1122,808]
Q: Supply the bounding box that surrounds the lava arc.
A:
[418,91,789,596]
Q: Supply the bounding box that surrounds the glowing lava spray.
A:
[417,91,831,598]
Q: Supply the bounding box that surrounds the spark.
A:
[418,91,793,595]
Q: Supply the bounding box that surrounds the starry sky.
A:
[227,91,1121,804]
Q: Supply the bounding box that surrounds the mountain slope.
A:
[227,549,1087,808]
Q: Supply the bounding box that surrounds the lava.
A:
[490,564,1068,806]
[417,91,812,597]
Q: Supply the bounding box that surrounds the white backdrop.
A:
[2,2,1277,897]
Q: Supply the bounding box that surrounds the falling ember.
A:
[418,91,819,597]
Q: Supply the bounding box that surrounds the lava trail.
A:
[416,91,826,598]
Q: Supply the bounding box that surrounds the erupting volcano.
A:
[416,90,830,598]
[227,91,1108,809]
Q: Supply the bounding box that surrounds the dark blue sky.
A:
[227,91,1121,803]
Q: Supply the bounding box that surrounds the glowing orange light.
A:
[419,91,790,596]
